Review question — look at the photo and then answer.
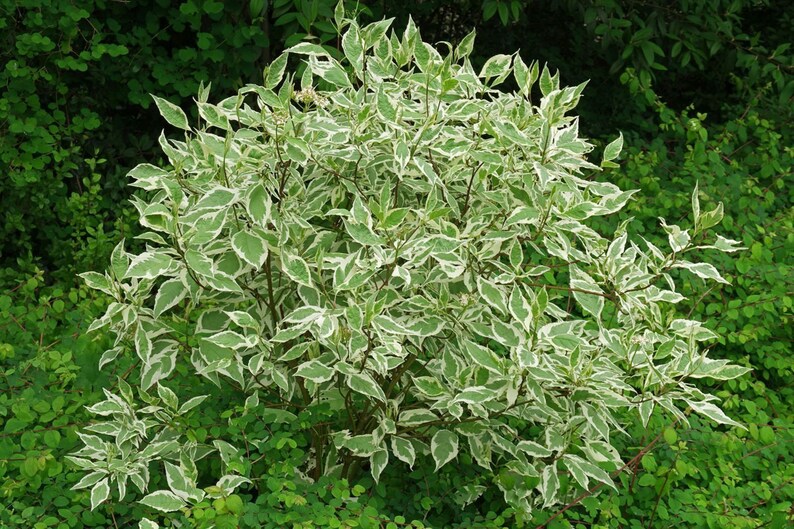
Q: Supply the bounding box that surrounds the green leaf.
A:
[139,490,187,512]
[151,95,190,131]
[139,519,159,529]
[431,429,459,470]
[663,428,677,445]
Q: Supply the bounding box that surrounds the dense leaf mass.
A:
[73,17,746,520]
[1,2,791,529]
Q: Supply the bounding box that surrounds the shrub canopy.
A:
[72,14,748,521]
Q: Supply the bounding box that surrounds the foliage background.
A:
[0,0,791,528]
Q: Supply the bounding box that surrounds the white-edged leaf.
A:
[139,519,159,529]
[157,385,179,410]
[347,372,386,402]
[674,261,730,284]
[370,449,388,483]
[72,471,106,491]
[453,386,498,405]
[246,183,272,228]
[686,399,744,429]
[398,409,438,426]
[151,95,190,131]
[138,518,160,529]
[281,252,312,286]
[342,22,364,73]
[295,360,335,383]
[178,395,208,414]
[570,265,605,319]
[164,462,190,498]
[479,53,512,79]
[391,436,416,468]
[603,132,623,162]
[217,474,251,493]
[463,340,502,374]
[562,455,589,490]
[90,478,110,510]
[517,440,553,457]
[691,181,700,223]
[79,271,113,294]
[125,251,176,280]
[154,277,187,318]
[232,229,268,269]
[431,429,459,470]
[377,84,397,122]
[140,490,187,512]
[539,463,559,507]
[477,277,508,315]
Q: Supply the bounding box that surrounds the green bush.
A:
[70,15,750,526]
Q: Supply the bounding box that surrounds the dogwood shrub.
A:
[72,13,747,520]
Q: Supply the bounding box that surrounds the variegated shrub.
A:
[71,13,748,520]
